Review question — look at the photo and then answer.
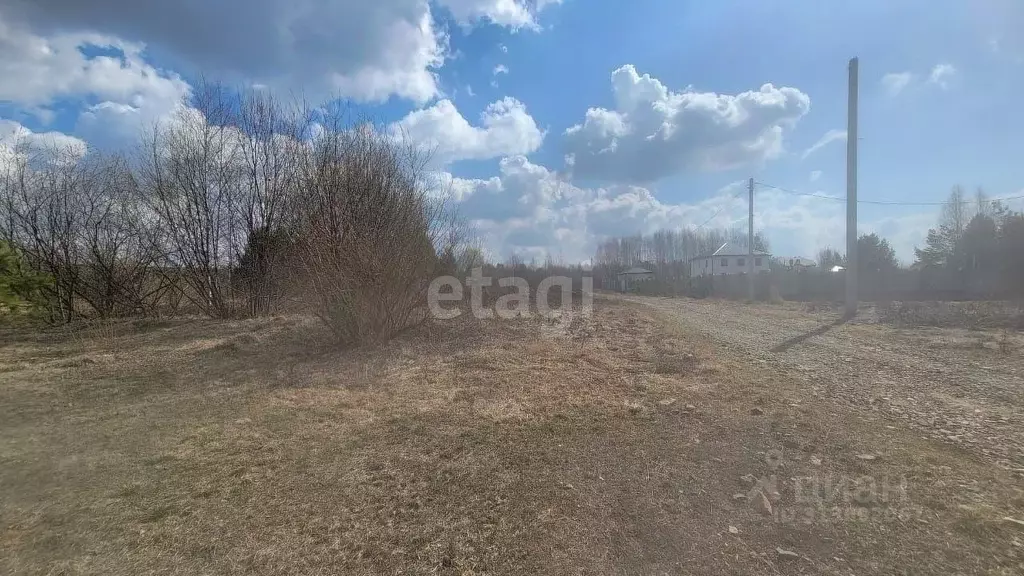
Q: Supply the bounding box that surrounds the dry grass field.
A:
[2,297,1023,575]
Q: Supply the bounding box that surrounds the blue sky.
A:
[2,0,1022,263]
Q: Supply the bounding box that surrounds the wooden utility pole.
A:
[748,177,755,301]
[845,57,859,317]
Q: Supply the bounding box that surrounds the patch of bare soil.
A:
[1,298,1022,575]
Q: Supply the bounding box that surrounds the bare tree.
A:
[0,137,173,321]
[138,85,242,318]
[916,186,974,269]
[230,90,309,315]
[942,185,970,245]
[74,153,168,317]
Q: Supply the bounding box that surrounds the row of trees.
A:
[0,85,466,344]
[816,188,1024,298]
[815,233,899,273]
[595,186,1023,301]
[591,228,770,292]
[914,187,1024,296]
[595,228,769,269]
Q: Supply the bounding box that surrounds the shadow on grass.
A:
[770,314,851,353]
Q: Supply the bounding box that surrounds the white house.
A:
[689,242,770,277]
[617,267,654,291]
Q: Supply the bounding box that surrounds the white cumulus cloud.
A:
[563,65,811,184]
[0,0,563,146]
[0,17,190,140]
[390,98,544,166]
[432,156,934,263]
[0,120,87,153]
[0,120,88,169]
[0,1,465,105]
[437,0,561,29]
[434,159,742,261]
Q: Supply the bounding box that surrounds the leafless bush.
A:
[997,330,1013,354]
[0,141,167,321]
[138,84,322,319]
[294,121,455,345]
[0,145,87,322]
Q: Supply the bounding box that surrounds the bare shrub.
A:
[138,84,322,319]
[997,330,1013,355]
[294,121,454,345]
[0,141,165,321]
[0,144,89,322]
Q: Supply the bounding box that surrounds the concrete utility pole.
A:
[748,177,755,301]
[845,57,859,317]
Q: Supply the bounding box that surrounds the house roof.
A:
[618,267,653,275]
[713,242,768,257]
[690,242,769,260]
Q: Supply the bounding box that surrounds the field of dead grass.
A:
[2,298,1023,575]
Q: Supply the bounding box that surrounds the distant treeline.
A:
[591,186,1024,301]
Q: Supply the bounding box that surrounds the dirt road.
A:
[623,295,1024,472]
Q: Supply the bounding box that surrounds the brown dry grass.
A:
[2,299,1023,575]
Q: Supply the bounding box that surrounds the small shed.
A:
[617,267,654,292]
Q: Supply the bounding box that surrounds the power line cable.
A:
[755,181,1024,206]
[694,186,747,229]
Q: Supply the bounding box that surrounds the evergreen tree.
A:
[0,241,51,315]
[857,233,899,274]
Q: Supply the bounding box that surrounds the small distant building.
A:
[689,242,770,277]
[617,267,654,291]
